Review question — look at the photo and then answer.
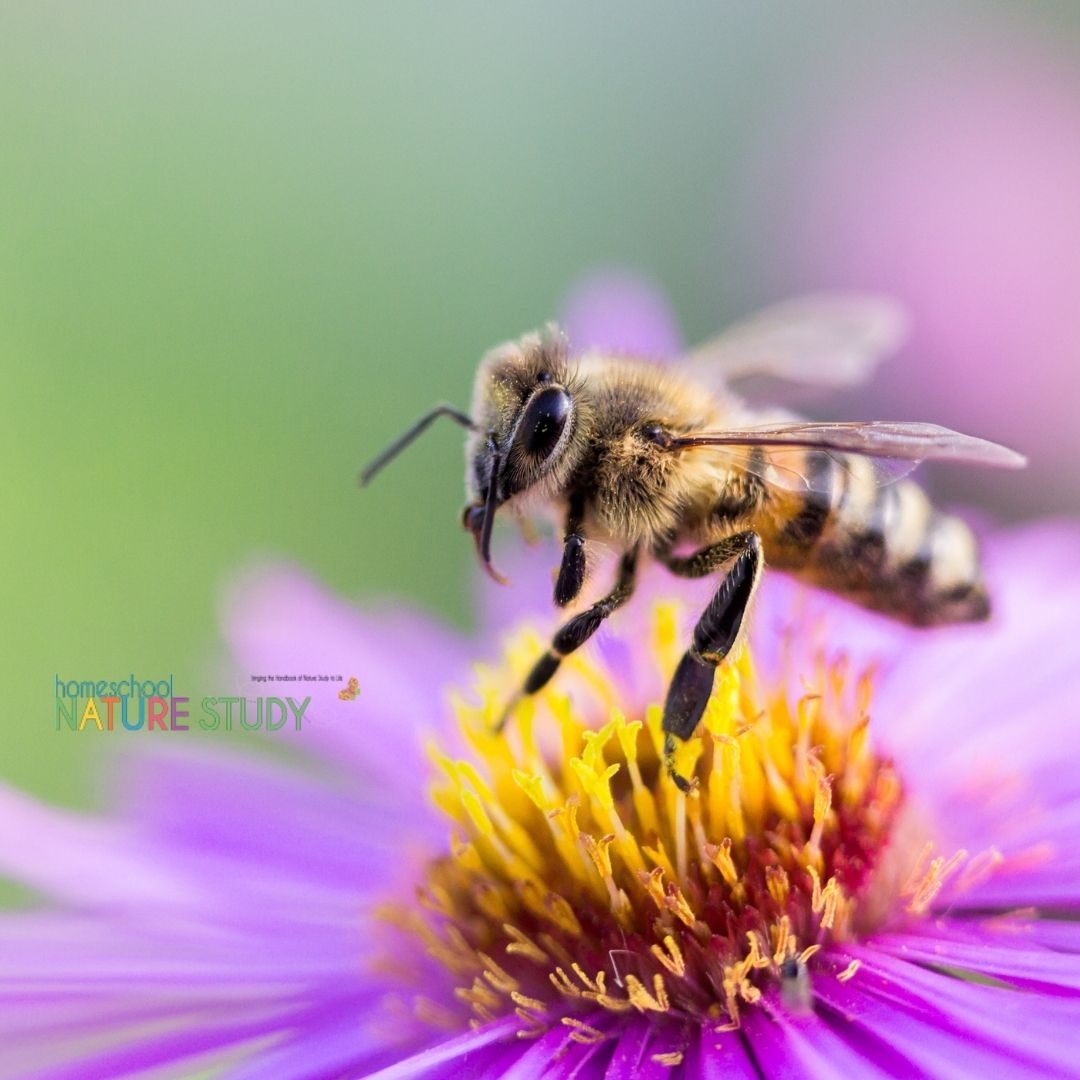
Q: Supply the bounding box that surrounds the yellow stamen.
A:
[650,935,686,978]
[652,1050,685,1066]
[386,601,980,1036]
[837,959,861,983]
[906,849,968,915]
[624,973,671,1013]
[771,915,791,965]
[479,952,519,994]
[503,923,548,965]
[510,990,546,1012]
[561,1017,606,1044]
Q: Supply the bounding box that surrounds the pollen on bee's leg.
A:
[381,603,962,1035]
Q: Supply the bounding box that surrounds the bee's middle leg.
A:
[495,546,639,732]
[658,531,763,792]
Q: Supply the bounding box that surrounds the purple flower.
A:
[561,269,683,360]
[3,520,1080,1078]
[3,280,1080,1077]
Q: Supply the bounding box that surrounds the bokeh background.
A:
[4,2,1079,813]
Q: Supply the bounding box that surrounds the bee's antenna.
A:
[359,404,477,486]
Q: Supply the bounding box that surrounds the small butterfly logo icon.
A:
[338,677,360,702]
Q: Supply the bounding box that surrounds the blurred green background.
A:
[4,2,1079,810]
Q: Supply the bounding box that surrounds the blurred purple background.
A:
[745,31,1080,518]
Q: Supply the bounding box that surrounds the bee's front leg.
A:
[496,545,638,733]
[554,494,587,607]
[658,531,763,792]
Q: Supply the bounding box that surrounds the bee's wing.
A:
[672,420,1026,494]
[680,294,908,390]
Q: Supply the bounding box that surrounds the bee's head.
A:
[357,326,584,587]
[461,327,585,583]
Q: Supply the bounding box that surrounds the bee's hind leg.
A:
[495,546,638,733]
[658,531,763,792]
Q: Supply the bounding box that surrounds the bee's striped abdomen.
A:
[762,452,990,626]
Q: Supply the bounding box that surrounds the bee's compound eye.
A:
[519,386,571,460]
[462,505,484,531]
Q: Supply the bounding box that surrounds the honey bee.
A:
[361,295,1025,791]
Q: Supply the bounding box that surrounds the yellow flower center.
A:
[381,602,962,1039]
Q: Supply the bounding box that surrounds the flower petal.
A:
[0,785,201,910]
[358,1016,523,1079]
[874,523,1080,765]
[603,1018,652,1079]
[0,912,364,990]
[683,1027,759,1079]
[632,1023,696,1080]
[816,945,1080,1077]
[561,269,683,358]
[113,744,441,891]
[740,1002,917,1079]
[491,1012,617,1080]
[872,922,1080,995]
[217,1000,416,1080]
[222,562,472,787]
[10,1001,334,1080]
